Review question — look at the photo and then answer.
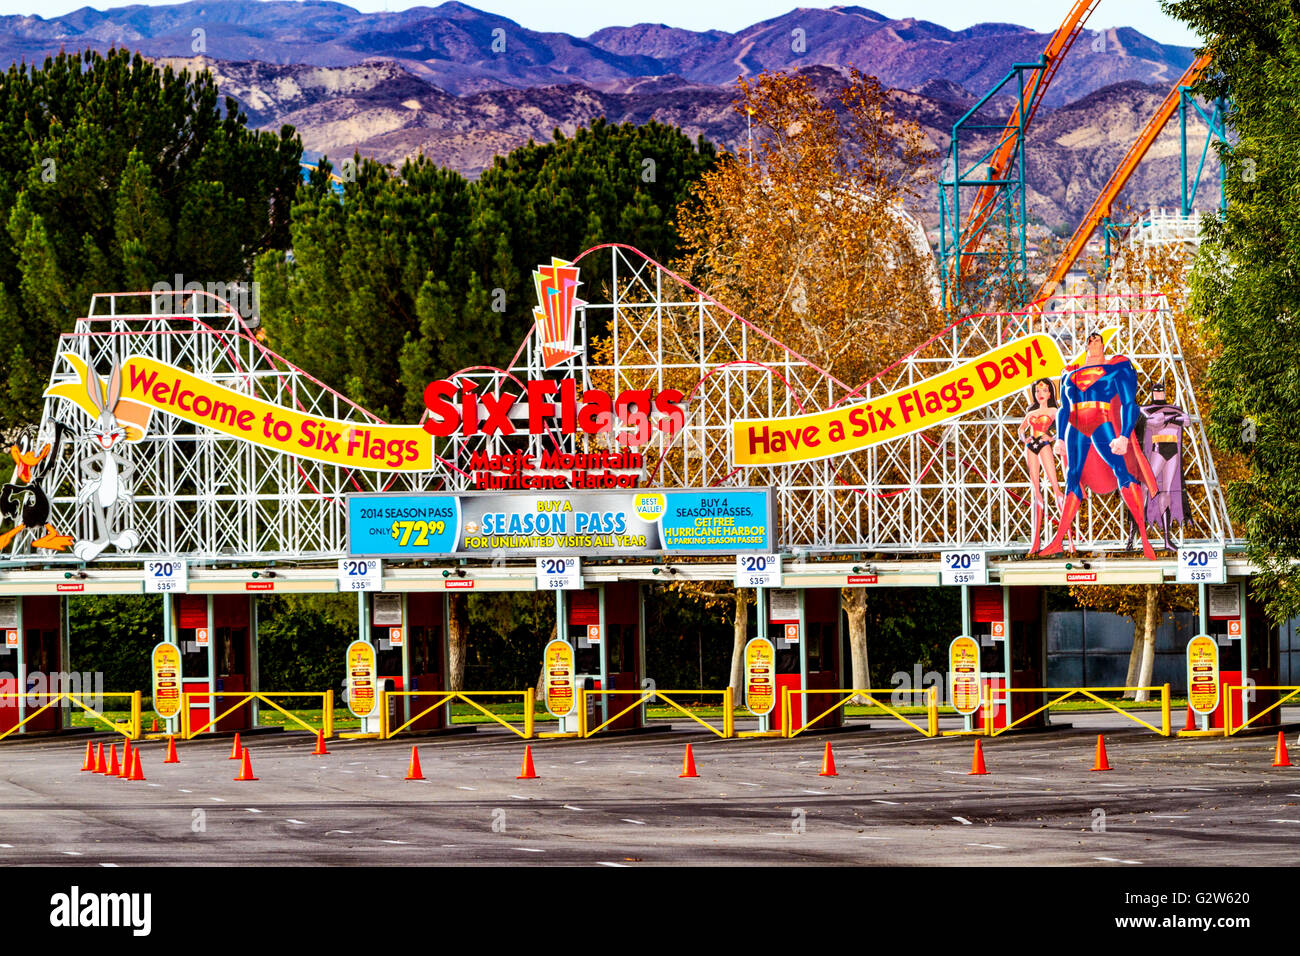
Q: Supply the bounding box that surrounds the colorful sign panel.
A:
[1187,635,1220,715]
[949,636,981,715]
[347,489,773,557]
[345,639,378,718]
[151,642,182,720]
[732,330,1117,466]
[543,639,575,718]
[744,637,776,716]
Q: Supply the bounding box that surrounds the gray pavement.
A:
[2,717,1299,866]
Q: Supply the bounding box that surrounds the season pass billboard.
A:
[347,489,773,557]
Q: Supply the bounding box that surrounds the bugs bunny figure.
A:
[73,359,140,561]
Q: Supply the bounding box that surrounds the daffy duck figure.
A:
[0,423,73,552]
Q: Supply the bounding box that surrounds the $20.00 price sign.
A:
[338,558,383,591]
[536,557,581,590]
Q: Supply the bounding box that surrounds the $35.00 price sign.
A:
[735,554,781,588]
[536,557,581,590]
[338,558,383,591]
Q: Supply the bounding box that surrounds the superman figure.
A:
[1039,332,1159,560]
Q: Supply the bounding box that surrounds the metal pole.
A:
[205,595,215,734]
[400,592,410,726]
[163,593,176,736]
[757,587,769,734]
[15,597,24,735]
[249,595,259,728]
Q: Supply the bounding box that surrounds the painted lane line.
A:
[1018,776,1045,781]
[509,794,531,800]
[178,789,192,793]
[573,760,589,765]
[380,839,411,844]
[1150,815,1188,819]
[244,808,262,813]
[287,820,306,825]
[967,843,1007,849]
[1185,787,1216,791]
[1095,857,1142,864]
[514,847,544,853]
[456,786,477,791]
[596,861,627,867]
[62,851,82,856]
[859,835,890,840]
[738,782,761,787]
[0,844,12,848]
[1267,819,1300,824]
[802,789,826,795]
[99,863,118,867]
[626,770,646,775]
[1098,783,1127,788]
[622,818,646,825]
[209,797,225,802]
[563,805,586,811]
[325,830,354,835]
[146,783,161,788]
[952,817,974,825]
[942,771,966,775]
[872,800,900,805]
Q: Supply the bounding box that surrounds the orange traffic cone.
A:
[150,718,159,733]
[80,741,95,772]
[819,741,838,777]
[969,739,988,775]
[229,732,242,760]
[93,742,107,774]
[405,746,424,780]
[1091,734,1112,772]
[234,747,258,781]
[118,739,133,778]
[312,730,329,756]
[105,743,119,776]
[679,744,699,778]
[516,745,538,780]
[1273,731,1292,768]
[128,749,145,781]
[1184,707,1196,732]
[164,736,179,764]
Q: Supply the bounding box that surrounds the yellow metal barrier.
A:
[982,685,1171,737]
[0,691,141,740]
[380,689,535,739]
[581,689,734,738]
[1225,685,1300,736]
[181,691,333,739]
[781,687,938,738]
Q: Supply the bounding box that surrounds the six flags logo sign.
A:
[422,259,686,446]
[532,257,583,368]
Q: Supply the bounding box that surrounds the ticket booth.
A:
[0,595,64,734]
[176,594,253,733]
[769,588,843,733]
[565,582,643,732]
[972,585,1046,731]
[372,591,448,732]
[1187,581,1279,730]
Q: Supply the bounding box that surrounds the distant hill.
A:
[2,1,1195,104]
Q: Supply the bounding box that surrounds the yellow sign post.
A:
[543,639,575,719]
[151,642,183,722]
[744,637,776,717]
[345,640,378,719]
[949,636,981,716]
[1187,634,1220,720]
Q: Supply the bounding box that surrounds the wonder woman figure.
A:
[1018,377,1067,554]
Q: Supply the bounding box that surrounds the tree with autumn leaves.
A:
[672,68,946,693]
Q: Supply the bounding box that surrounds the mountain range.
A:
[4,1,1219,234]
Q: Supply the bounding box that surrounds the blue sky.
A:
[1,0,1203,46]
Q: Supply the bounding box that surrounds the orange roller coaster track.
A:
[1032,52,1212,304]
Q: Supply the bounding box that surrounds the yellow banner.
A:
[732,330,1116,467]
[46,354,434,472]
[744,637,776,716]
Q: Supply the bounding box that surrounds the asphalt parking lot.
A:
[2,715,1298,867]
